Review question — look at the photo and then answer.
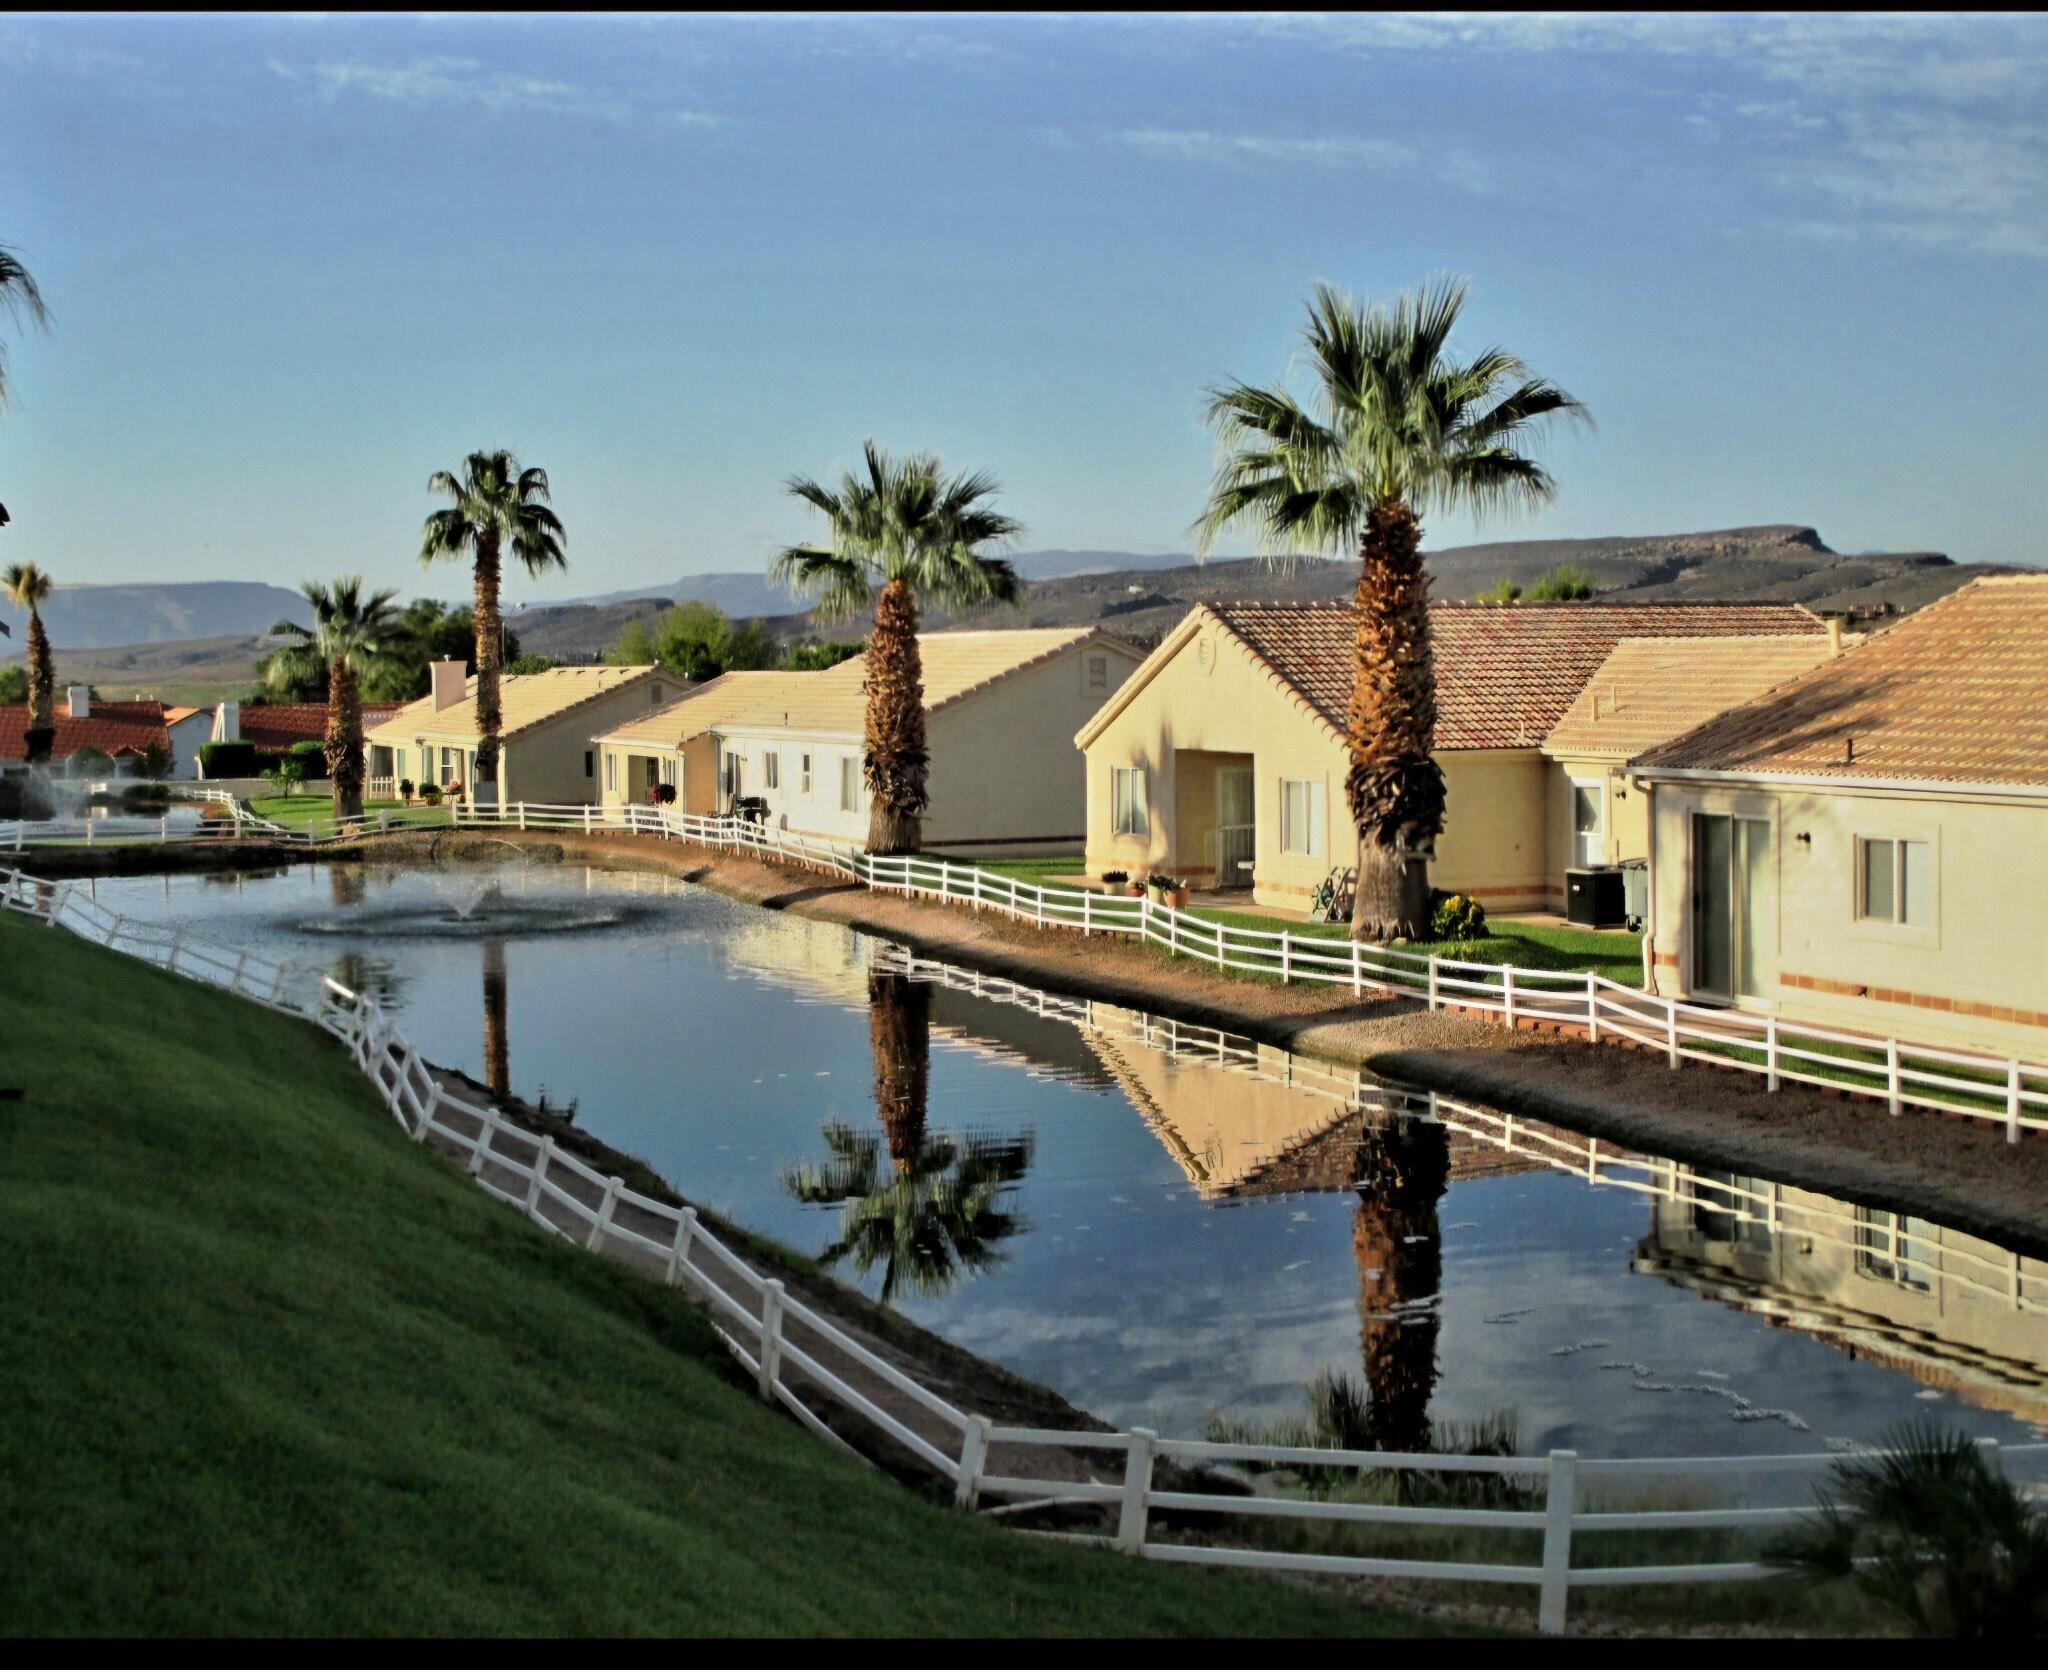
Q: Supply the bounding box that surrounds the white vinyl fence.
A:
[4,856,2044,1634]
[9,794,2046,1140]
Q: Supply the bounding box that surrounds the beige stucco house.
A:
[593,628,1144,854]
[1076,600,1826,911]
[1630,574,2048,1056]
[365,662,690,805]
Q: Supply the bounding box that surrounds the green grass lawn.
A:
[247,794,443,829]
[0,911,1459,1637]
[1184,909,1646,989]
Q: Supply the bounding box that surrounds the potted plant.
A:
[1129,872,1152,898]
[1100,869,1129,894]
[1149,872,1191,910]
[420,784,443,808]
[647,781,677,807]
[397,778,415,805]
[442,780,464,803]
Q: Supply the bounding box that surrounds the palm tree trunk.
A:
[1351,1117,1451,1454]
[1344,498,1444,940]
[327,657,365,820]
[23,609,54,765]
[482,940,510,1098]
[472,533,503,798]
[868,969,931,1172]
[863,577,929,855]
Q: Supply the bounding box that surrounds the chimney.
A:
[215,701,240,742]
[1825,618,1844,658]
[66,685,89,719]
[431,659,467,713]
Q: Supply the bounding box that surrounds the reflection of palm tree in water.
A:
[481,940,509,1099]
[328,865,367,909]
[1352,1114,1450,1452]
[782,970,1032,1302]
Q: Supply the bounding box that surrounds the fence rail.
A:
[7,854,2046,1632]
[9,794,2045,1139]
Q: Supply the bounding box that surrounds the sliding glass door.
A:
[1691,814,1776,1001]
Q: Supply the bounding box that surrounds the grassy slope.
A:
[0,911,1451,1637]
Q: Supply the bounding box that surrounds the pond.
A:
[84,859,2048,1462]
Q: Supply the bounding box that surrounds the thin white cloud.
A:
[267,53,720,129]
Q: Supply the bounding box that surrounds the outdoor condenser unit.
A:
[1565,866,1628,929]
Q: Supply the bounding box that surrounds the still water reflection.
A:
[82,861,2048,1455]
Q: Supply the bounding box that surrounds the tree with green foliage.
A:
[2,560,56,763]
[0,664,25,703]
[1525,563,1596,602]
[0,244,51,535]
[420,451,567,798]
[603,617,658,668]
[772,441,1023,853]
[782,638,864,672]
[652,600,733,679]
[1196,279,1588,938]
[1471,578,1522,604]
[260,577,404,819]
[724,615,779,671]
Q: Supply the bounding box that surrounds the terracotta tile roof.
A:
[1207,600,1827,750]
[237,702,401,752]
[368,666,675,744]
[599,629,1138,749]
[0,700,169,762]
[1634,574,2048,787]
[1542,635,1836,759]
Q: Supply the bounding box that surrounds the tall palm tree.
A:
[1350,1114,1451,1453]
[2,561,55,763]
[781,971,1033,1300]
[419,451,567,799]
[1197,280,1587,938]
[481,940,510,1100]
[262,577,402,820]
[771,442,1023,853]
[0,246,51,536]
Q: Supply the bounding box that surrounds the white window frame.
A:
[800,753,812,794]
[1278,777,1326,858]
[764,752,780,790]
[1086,654,1109,695]
[1569,775,1608,868]
[1852,830,1936,940]
[1111,765,1148,837]
[604,752,617,793]
[660,756,676,787]
[840,754,864,813]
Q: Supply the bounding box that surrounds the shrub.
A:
[199,740,259,779]
[287,738,327,764]
[420,785,442,805]
[263,755,310,796]
[647,782,677,806]
[1525,563,1597,602]
[1471,579,1523,604]
[1429,890,1488,941]
[66,746,114,779]
[1148,873,1186,893]
[397,779,414,800]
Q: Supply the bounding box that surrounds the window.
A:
[1855,1207,1934,1292]
[1570,779,1606,867]
[840,755,864,813]
[722,751,742,797]
[764,752,780,790]
[604,752,617,793]
[583,750,594,779]
[660,757,676,787]
[393,749,407,780]
[1086,654,1109,694]
[649,684,661,705]
[1111,766,1147,836]
[1280,778,1326,857]
[1858,837,1931,926]
[800,753,812,794]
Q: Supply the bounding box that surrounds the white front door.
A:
[1570,778,1607,868]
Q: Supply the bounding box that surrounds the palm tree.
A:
[419,451,567,800]
[781,971,1033,1300]
[1197,280,1587,938]
[2,561,55,763]
[1350,1114,1451,1453]
[481,940,510,1100]
[771,442,1023,853]
[262,577,402,820]
[0,245,51,536]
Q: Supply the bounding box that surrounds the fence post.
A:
[1885,1038,1902,1116]
[584,1175,623,1250]
[518,802,528,832]
[1503,965,1517,1030]
[1665,998,1679,1068]
[1766,1014,1780,1092]
[1538,1448,1579,1636]
[666,1206,699,1288]
[526,1136,554,1221]
[468,1109,496,1174]
[2008,1062,2024,1146]
[1116,1428,1158,1553]
[1351,938,1363,996]
[1081,889,1092,937]
[1279,929,1291,985]
[1585,972,1599,1042]
[954,1415,992,1511]
[758,1279,786,1401]
[1427,954,1439,1010]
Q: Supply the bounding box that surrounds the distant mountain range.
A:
[0,580,311,651]
[12,526,2028,699]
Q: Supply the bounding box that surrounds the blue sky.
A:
[2,12,2045,604]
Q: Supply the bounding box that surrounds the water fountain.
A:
[293,861,661,939]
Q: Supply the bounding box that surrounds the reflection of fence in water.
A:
[869,943,2047,1322]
